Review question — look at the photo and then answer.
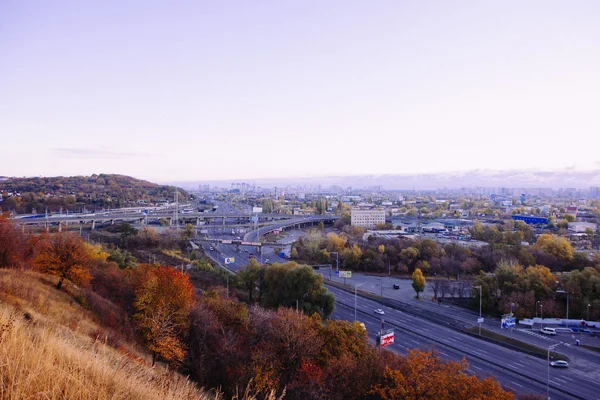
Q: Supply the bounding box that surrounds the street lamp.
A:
[556,289,570,321]
[536,300,540,318]
[355,282,367,322]
[473,285,483,336]
[331,251,340,272]
[587,303,591,321]
[547,343,561,399]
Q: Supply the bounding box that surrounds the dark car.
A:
[393,284,400,290]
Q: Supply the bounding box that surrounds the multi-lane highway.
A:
[198,206,600,399]
[329,285,599,399]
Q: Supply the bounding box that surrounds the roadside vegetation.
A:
[291,224,600,320]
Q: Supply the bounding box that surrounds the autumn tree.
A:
[535,234,574,262]
[412,268,426,299]
[133,264,194,365]
[326,232,347,252]
[34,232,92,289]
[0,214,27,268]
[370,350,513,400]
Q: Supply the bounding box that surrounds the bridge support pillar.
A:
[110,219,115,225]
[91,220,95,230]
[58,222,62,232]
[196,218,200,226]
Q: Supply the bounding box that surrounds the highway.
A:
[329,285,600,399]
[329,304,560,398]
[200,234,600,398]
[198,204,599,399]
[321,272,600,376]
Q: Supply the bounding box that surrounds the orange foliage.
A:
[0,213,27,269]
[133,265,194,365]
[370,349,514,400]
[33,232,92,289]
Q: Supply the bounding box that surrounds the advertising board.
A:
[380,330,394,347]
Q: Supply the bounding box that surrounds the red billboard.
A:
[380,331,394,347]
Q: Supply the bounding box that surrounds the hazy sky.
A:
[1,1,599,183]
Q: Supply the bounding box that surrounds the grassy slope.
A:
[0,269,209,400]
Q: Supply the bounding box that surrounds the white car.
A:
[550,360,568,368]
[374,309,385,315]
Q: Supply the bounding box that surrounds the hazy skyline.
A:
[2,1,599,182]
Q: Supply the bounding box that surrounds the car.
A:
[209,246,215,251]
[541,327,557,335]
[393,284,400,290]
[374,309,385,315]
[550,360,569,368]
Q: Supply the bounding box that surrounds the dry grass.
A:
[0,269,209,400]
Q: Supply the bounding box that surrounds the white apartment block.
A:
[351,208,386,229]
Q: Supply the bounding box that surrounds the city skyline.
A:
[2,1,599,182]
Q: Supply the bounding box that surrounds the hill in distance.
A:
[0,174,189,214]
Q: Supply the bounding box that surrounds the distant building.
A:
[512,215,548,225]
[351,208,385,229]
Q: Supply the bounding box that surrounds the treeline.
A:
[189,293,512,400]
[473,260,600,320]
[0,215,520,399]
[292,228,600,319]
[0,174,189,213]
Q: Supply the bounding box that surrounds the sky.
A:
[1,1,599,184]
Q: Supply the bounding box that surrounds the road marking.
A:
[510,381,524,388]
[512,362,525,367]
[439,352,450,357]
[554,378,569,384]
[472,365,482,370]
[410,340,420,345]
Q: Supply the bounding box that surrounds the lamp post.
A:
[474,285,482,336]
[355,282,366,322]
[587,303,591,321]
[536,300,540,318]
[556,285,570,321]
[547,343,561,399]
[331,252,339,272]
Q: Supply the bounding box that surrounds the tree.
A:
[535,234,574,261]
[118,222,138,248]
[262,262,335,318]
[412,268,426,299]
[237,258,261,302]
[107,247,137,269]
[370,350,512,400]
[133,265,194,365]
[0,214,27,268]
[34,232,92,289]
[326,232,347,252]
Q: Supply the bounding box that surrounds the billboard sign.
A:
[251,216,259,223]
[501,316,516,329]
[252,207,263,213]
[380,330,394,347]
[224,257,235,265]
[339,271,352,278]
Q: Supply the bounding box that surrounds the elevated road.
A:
[243,215,338,242]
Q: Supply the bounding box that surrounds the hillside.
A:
[0,269,205,400]
[0,174,189,214]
